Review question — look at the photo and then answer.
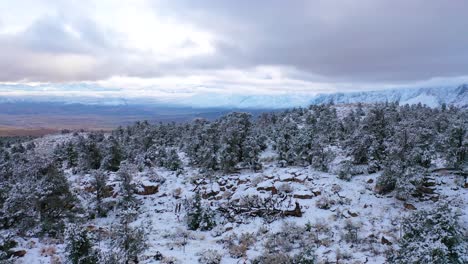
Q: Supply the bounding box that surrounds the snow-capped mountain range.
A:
[310,84,468,108]
[0,83,466,109]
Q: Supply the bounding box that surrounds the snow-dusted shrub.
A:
[338,170,352,181]
[0,236,17,261]
[40,245,57,257]
[394,167,425,201]
[277,182,294,194]
[50,255,62,264]
[170,228,191,249]
[148,170,166,184]
[172,187,182,198]
[239,232,257,247]
[251,175,265,186]
[342,219,362,244]
[228,242,248,258]
[221,189,233,200]
[252,252,293,264]
[331,184,342,194]
[315,196,335,210]
[335,248,352,263]
[198,249,222,264]
[337,160,353,181]
[375,168,397,194]
[454,174,466,188]
[293,246,316,264]
[264,222,315,255]
[225,232,256,258]
[257,225,270,235]
[161,256,180,264]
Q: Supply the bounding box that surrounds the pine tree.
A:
[91,170,108,217]
[65,225,99,264]
[102,139,123,172]
[66,142,78,168]
[111,213,147,264]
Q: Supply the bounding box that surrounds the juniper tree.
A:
[389,204,467,264]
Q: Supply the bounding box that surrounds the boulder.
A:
[12,250,27,257]
[237,179,249,185]
[257,186,278,194]
[283,202,302,217]
[293,194,314,199]
[202,189,220,199]
[417,186,435,194]
[347,210,359,217]
[404,203,417,210]
[381,236,392,246]
[312,189,322,196]
[137,185,159,195]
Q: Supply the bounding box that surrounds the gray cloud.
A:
[1,0,468,85]
[158,0,468,82]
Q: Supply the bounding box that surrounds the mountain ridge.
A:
[0,83,467,108]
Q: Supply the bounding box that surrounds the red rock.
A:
[283,202,302,217]
[257,186,278,194]
[12,250,26,257]
[347,210,358,217]
[137,185,159,195]
[381,236,392,245]
[293,194,314,199]
[312,190,321,196]
[404,203,417,210]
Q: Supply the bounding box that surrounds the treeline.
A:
[51,103,467,176]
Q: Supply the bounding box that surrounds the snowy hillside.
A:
[1,103,467,264]
[12,148,468,264]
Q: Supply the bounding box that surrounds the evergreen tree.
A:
[65,225,99,264]
[102,139,123,172]
[91,170,109,217]
[389,205,467,263]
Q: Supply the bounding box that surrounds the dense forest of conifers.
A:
[0,102,466,263]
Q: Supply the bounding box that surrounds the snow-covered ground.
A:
[8,136,467,264]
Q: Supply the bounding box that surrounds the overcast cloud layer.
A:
[1,0,468,97]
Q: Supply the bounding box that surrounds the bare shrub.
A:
[40,246,57,257]
[225,232,257,258]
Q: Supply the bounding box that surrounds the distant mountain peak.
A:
[0,83,467,108]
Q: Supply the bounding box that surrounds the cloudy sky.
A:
[1,0,468,99]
